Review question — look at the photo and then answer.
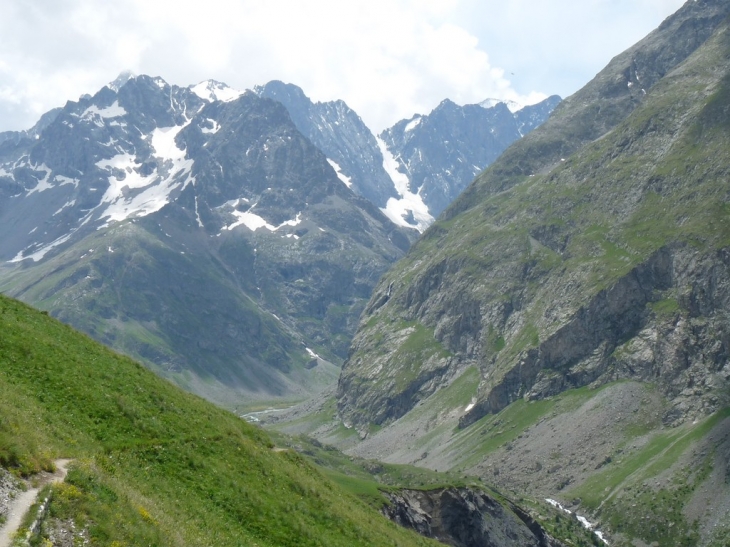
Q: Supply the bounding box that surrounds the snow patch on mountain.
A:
[20,164,77,195]
[53,200,76,216]
[10,233,74,263]
[151,125,189,161]
[97,124,195,224]
[221,200,303,234]
[26,165,53,195]
[201,118,221,134]
[404,117,422,132]
[81,101,127,120]
[326,158,353,188]
[224,210,276,232]
[306,347,323,360]
[191,80,243,103]
[376,137,433,232]
[55,175,79,188]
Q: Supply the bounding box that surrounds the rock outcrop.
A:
[382,487,564,547]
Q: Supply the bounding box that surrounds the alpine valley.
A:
[4,1,729,546]
[0,71,556,410]
[266,1,730,546]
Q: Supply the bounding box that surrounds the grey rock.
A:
[382,487,565,547]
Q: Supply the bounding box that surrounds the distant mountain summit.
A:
[256,81,560,230]
[379,95,561,218]
[255,81,400,212]
[190,79,244,103]
[107,70,136,92]
[478,98,525,112]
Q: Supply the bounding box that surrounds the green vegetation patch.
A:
[449,384,615,470]
[0,294,439,546]
[384,322,452,391]
[568,408,730,546]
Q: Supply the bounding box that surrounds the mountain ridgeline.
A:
[256,80,560,231]
[329,2,730,545]
[380,95,561,218]
[0,71,557,408]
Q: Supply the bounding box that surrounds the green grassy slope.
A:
[0,219,343,410]
[0,294,437,546]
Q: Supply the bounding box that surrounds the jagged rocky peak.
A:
[190,79,243,102]
[377,93,560,219]
[254,80,404,219]
[254,80,309,108]
[107,70,136,92]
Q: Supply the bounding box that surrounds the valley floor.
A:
[264,378,730,546]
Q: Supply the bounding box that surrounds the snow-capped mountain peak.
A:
[190,80,243,103]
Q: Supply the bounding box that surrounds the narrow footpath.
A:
[0,460,71,547]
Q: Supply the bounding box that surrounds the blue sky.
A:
[0,0,686,133]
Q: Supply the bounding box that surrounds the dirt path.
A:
[0,460,71,547]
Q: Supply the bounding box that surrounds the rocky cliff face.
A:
[462,244,730,427]
[382,487,566,547]
[255,81,401,211]
[337,0,730,432]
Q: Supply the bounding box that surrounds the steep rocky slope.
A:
[338,0,730,434]
[255,80,401,211]
[326,2,730,545]
[0,75,411,407]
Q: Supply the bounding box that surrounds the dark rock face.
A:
[462,245,730,427]
[0,75,412,405]
[382,488,564,547]
[255,81,400,209]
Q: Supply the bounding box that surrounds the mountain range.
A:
[0,71,556,408]
[256,80,560,231]
[2,0,730,546]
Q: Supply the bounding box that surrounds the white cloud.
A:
[0,0,687,133]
